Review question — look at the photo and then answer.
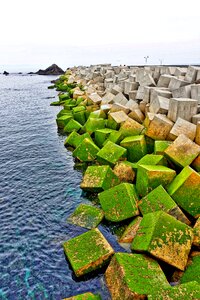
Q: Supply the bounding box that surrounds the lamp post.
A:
[144,56,149,64]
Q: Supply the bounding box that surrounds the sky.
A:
[0,0,200,72]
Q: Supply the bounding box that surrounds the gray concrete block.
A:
[192,114,200,125]
[149,96,169,114]
[168,77,189,91]
[168,117,196,141]
[191,84,200,104]
[185,66,200,83]
[113,92,128,105]
[172,85,192,99]
[157,75,174,88]
[168,98,198,122]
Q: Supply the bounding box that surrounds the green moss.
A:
[136,164,176,197]
[84,118,105,134]
[98,183,139,222]
[154,140,172,155]
[56,115,73,128]
[131,211,193,270]
[105,253,170,299]
[73,138,100,162]
[96,141,127,167]
[63,119,82,133]
[120,135,147,162]
[73,111,86,125]
[80,165,120,192]
[57,109,72,118]
[59,92,70,101]
[167,166,200,218]
[119,118,144,138]
[63,228,114,277]
[67,204,104,229]
[72,106,86,114]
[181,255,200,284]
[104,131,123,145]
[64,131,80,148]
[94,128,114,148]
[137,154,167,167]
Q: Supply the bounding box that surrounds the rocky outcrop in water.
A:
[36,64,64,75]
[3,71,9,76]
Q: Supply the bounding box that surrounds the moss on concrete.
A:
[181,255,200,284]
[154,140,172,155]
[96,141,127,166]
[119,118,144,138]
[56,115,73,128]
[94,128,114,148]
[119,216,142,243]
[63,119,82,133]
[73,138,100,162]
[120,135,147,162]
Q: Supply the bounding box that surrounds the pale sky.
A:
[0,0,200,72]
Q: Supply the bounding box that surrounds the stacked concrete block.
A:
[196,122,200,145]
[191,84,200,104]
[125,99,139,111]
[167,98,198,122]
[150,89,172,103]
[101,92,115,104]
[168,77,189,91]
[138,73,156,87]
[174,67,187,77]
[184,66,200,83]
[112,92,128,105]
[192,114,200,125]
[172,84,192,98]
[157,74,175,88]
[136,86,145,100]
[145,114,174,140]
[124,80,139,95]
[168,117,196,141]
[111,84,122,95]
[149,96,169,114]
[128,90,137,100]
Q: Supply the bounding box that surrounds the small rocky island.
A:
[36,64,64,75]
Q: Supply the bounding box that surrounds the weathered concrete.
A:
[167,98,198,122]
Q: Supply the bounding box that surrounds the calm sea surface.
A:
[0,75,124,300]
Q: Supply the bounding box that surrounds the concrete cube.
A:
[184,66,200,83]
[149,96,169,114]
[145,114,174,140]
[96,141,127,166]
[167,98,198,122]
[128,109,145,124]
[119,118,144,138]
[167,166,200,218]
[154,140,172,155]
[136,164,176,197]
[107,111,128,130]
[193,218,200,247]
[131,211,193,270]
[168,117,196,141]
[63,228,114,277]
[112,92,128,105]
[168,77,189,91]
[120,135,147,162]
[172,85,192,98]
[98,183,139,222]
[191,84,200,104]
[73,138,100,162]
[80,165,119,192]
[164,134,200,167]
[118,216,142,243]
[157,75,174,88]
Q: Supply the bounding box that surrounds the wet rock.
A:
[63,228,114,277]
[3,71,9,76]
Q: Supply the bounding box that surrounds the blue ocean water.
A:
[0,75,124,300]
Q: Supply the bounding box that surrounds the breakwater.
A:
[52,64,200,300]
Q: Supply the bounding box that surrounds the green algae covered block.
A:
[50,100,63,106]
[131,211,193,270]
[119,216,142,243]
[193,218,200,247]
[56,115,73,128]
[148,281,200,300]
[67,204,104,229]
[154,140,172,155]
[119,118,144,138]
[63,292,101,300]
[94,128,114,148]
[107,111,128,130]
[181,255,200,284]
[137,154,167,167]
[89,109,106,119]
[63,228,114,277]
[139,185,190,225]
[105,253,170,300]
[84,118,105,134]
[63,119,82,133]
[164,134,200,168]
[192,154,200,172]
[73,138,100,162]
[145,136,155,154]
[57,109,72,119]
[59,92,70,101]
[167,166,200,218]
[98,183,139,222]
[136,164,176,197]
[72,106,86,114]
[64,132,92,148]
[120,135,147,162]
[104,131,123,145]
[73,111,86,125]
[96,141,127,166]
[80,165,120,192]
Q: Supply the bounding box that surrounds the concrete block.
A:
[150,89,172,103]
[109,103,130,114]
[138,73,156,87]
[95,128,114,148]
[107,111,129,130]
[118,217,142,243]
[101,92,115,104]
[193,218,200,247]
[120,135,147,162]
[67,204,104,229]
[84,117,105,134]
[168,77,189,91]
[164,134,200,167]
[131,211,193,270]
[139,185,190,225]
[113,162,135,183]
[63,119,82,133]
[167,166,200,218]
[191,84,200,104]
[63,228,114,277]
[157,74,174,88]
[174,67,187,77]
[167,98,198,122]
[168,117,196,141]
[119,118,144,138]
[181,254,200,284]
[128,90,137,101]
[143,112,156,128]
[195,121,200,145]
[154,140,172,155]
[184,66,200,83]
[172,85,192,98]
[64,132,92,149]
[99,183,139,222]
[136,86,145,100]
[96,140,127,166]
[87,92,102,104]
[81,165,119,192]
[192,113,200,124]
[105,253,170,299]
[125,99,139,110]
[124,80,139,95]
[145,114,174,140]
[149,96,169,114]
[73,138,100,162]
[128,108,145,124]
[136,154,167,168]
[111,84,122,95]
[191,154,200,172]
[112,92,128,105]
